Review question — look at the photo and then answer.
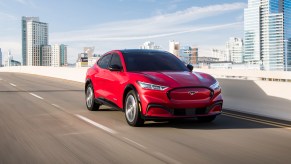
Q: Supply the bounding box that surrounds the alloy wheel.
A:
[125,95,137,123]
[86,86,93,108]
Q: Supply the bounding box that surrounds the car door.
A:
[106,53,126,104]
[93,53,112,99]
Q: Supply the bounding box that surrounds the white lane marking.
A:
[29,93,44,100]
[123,137,147,149]
[9,83,16,87]
[52,104,61,108]
[154,152,182,164]
[60,131,94,136]
[75,114,117,134]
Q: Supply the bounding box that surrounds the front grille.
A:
[168,87,212,101]
[173,108,207,116]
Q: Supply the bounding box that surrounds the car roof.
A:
[119,49,169,54]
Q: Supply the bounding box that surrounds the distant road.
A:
[0,73,291,163]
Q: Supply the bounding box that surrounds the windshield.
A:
[123,51,189,72]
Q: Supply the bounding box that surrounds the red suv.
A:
[85,49,223,126]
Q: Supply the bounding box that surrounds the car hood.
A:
[137,71,216,88]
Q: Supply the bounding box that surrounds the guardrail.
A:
[0,66,88,83]
[194,68,291,82]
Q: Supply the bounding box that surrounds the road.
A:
[0,72,291,164]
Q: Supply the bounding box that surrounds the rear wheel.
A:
[85,83,100,111]
[124,90,144,127]
[197,115,216,122]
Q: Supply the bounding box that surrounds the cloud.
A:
[49,2,246,63]
[14,0,37,8]
[0,12,18,21]
[51,2,246,43]
[53,22,242,42]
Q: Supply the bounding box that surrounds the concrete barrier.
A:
[195,68,291,82]
[1,66,291,121]
[0,66,88,83]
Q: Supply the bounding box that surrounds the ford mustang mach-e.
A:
[85,49,223,126]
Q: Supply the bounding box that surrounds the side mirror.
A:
[109,64,123,71]
[187,64,193,72]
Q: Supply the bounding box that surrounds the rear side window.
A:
[97,54,112,69]
[109,54,122,68]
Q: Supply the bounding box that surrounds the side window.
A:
[97,54,112,69]
[110,54,122,68]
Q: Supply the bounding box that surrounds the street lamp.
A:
[284,39,289,71]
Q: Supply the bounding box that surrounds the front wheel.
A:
[85,83,100,111]
[197,115,216,122]
[124,90,144,127]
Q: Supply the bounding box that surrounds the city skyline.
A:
[0,0,246,63]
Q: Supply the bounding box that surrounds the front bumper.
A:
[138,87,223,119]
[144,101,222,119]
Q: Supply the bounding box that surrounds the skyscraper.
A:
[51,44,61,67]
[244,0,291,71]
[22,17,48,66]
[42,44,67,67]
[42,45,51,66]
[0,48,2,67]
[226,37,244,63]
[60,44,67,66]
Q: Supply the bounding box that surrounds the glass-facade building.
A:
[22,17,48,66]
[244,0,291,71]
[60,44,67,66]
[284,0,291,71]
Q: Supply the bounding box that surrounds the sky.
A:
[0,0,247,64]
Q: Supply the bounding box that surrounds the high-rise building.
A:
[22,16,48,66]
[42,44,67,67]
[226,37,244,63]
[60,44,67,66]
[140,41,161,50]
[244,0,291,71]
[180,46,198,64]
[0,48,2,67]
[42,45,51,66]
[51,44,60,67]
[169,40,180,57]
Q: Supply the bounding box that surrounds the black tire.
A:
[85,83,100,111]
[124,90,144,127]
[197,115,216,122]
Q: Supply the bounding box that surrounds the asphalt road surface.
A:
[0,72,291,164]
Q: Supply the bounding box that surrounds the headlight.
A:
[137,81,168,91]
[210,81,220,90]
